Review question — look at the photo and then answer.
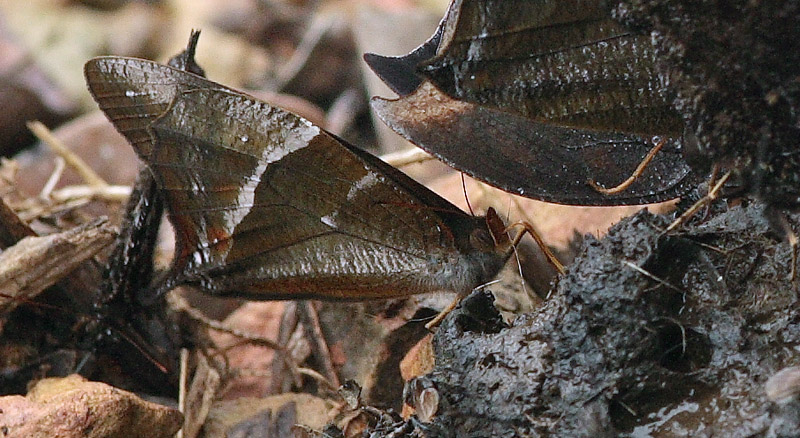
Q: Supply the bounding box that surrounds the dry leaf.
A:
[203,393,336,438]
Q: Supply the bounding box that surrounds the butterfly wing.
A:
[419,0,683,136]
[146,87,497,299]
[373,82,699,205]
[366,0,702,205]
[362,10,445,96]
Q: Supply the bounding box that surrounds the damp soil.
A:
[415,203,800,437]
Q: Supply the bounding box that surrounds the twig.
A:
[621,260,683,294]
[176,348,189,438]
[39,157,65,200]
[297,301,341,388]
[48,184,131,203]
[296,367,338,392]
[380,148,434,168]
[169,293,285,352]
[27,121,109,188]
[666,170,732,233]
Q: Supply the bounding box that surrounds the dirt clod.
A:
[424,204,800,437]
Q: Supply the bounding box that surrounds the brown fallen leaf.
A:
[0,374,182,438]
[399,334,434,384]
[203,393,336,438]
[205,300,285,398]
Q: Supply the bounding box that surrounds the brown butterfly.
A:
[84,56,518,309]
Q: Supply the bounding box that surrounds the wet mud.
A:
[426,204,800,437]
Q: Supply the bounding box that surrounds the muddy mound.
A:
[428,205,799,437]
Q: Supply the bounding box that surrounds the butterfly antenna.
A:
[503,197,528,298]
[511,239,528,298]
[100,317,170,373]
[461,173,474,216]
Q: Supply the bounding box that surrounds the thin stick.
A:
[39,157,65,200]
[617,399,638,416]
[296,367,339,392]
[270,302,300,394]
[666,170,732,233]
[169,293,286,352]
[621,260,684,294]
[589,137,665,194]
[176,348,189,438]
[380,148,434,168]
[49,184,132,203]
[27,121,108,188]
[297,301,340,388]
[20,182,128,218]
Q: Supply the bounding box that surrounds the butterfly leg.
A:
[505,221,565,275]
[589,137,666,195]
[424,218,566,330]
[425,293,465,330]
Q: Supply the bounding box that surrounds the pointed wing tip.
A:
[362,52,381,64]
[363,52,422,97]
[84,57,112,98]
[363,52,392,72]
